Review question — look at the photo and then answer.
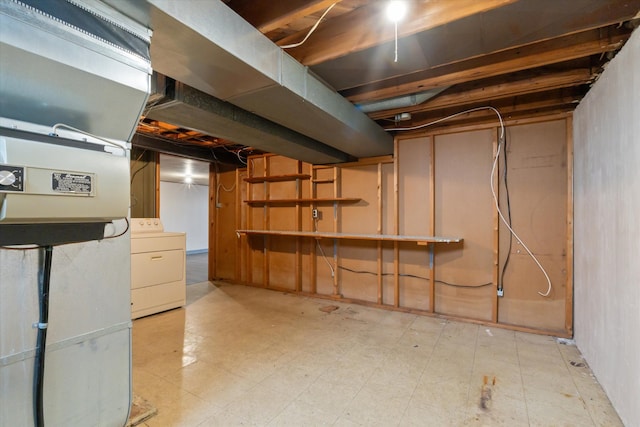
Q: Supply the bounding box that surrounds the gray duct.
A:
[0,0,151,142]
[106,0,393,161]
[145,76,352,165]
[356,87,449,113]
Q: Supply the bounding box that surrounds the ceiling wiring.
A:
[280,3,337,49]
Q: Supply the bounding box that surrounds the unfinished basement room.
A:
[1,0,639,426]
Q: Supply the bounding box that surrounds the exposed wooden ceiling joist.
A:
[229,0,340,34]
[282,0,518,66]
[368,68,593,120]
[344,25,632,103]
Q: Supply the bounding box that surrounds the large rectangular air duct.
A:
[130,0,393,162]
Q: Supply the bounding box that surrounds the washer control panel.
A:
[0,165,24,192]
[131,218,164,233]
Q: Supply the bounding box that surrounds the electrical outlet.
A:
[312,209,319,219]
[497,288,504,297]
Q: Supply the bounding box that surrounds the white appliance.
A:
[131,218,186,319]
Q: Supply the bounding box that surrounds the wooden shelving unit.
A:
[243,197,361,206]
[243,174,310,183]
[237,229,462,245]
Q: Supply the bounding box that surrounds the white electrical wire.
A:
[393,20,399,62]
[280,3,337,49]
[51,123,127,151]
[491,131,552,297]
[216,175,236,207]
[314,218,335,277]
[387,106,552,297]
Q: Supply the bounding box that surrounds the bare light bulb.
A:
[184,175,193,184]
[386,0,407,23]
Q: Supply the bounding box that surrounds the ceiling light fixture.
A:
[386,0,407,22]
[386,1,407,63]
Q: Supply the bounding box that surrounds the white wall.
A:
[573,28,640,427]
[160,181,209,253]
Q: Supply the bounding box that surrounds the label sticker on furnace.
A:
[52,173,92,194]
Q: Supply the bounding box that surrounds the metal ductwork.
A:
[0,0,151,142]
[356,87,450,113]
[106,0,393,162]
[145,74,352,165]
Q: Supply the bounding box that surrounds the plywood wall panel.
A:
[497,120,568,331]
[339,241,379,302]
[435,285,494,320]
[381,243,395,305]
[340,166,378,234]
[214,170,238,280]
[269,237,297,290]
[382,163,395,235]
[398,137,431,236]
[398,243,431,310]
[434,130,494,320]
[315,240,335,295]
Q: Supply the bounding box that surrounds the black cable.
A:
[499,133,512,292]
[337,266,492,288]
[34,245,53,427]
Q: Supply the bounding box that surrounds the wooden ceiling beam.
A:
[229,0,340,34]
[345,26,631,103]
[285,0,518,65]
[368,68,593,120]
[384,91,580,133]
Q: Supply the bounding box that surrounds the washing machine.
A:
[130,218,186,319]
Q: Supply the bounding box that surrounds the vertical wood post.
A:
[393,138,400,308]
[429,136,436,313]
[565,116,574,335]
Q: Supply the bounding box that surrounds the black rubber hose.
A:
[33,246,53,427]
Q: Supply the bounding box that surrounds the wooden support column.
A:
[295,161,302,292]
[377,162,383,305]
[154,151,160,216]
[393,138,400,308]
[235,168,243,282]
[263,158,270,288]
[246,159,253,285]
[491,128,499,323]
[332,166,340,297]
[208,163,217,280]
[310,164,317,294]
[429,136,436,312]
[565,116,574,335]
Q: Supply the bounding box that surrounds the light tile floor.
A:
[132,282,622,426]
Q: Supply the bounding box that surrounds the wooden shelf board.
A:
[244,174,311,183]
[244,198,361,206]
[236,229,462,244]
[312,179,335,183]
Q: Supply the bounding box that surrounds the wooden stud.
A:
[208,163,217,280]
[235,168,242,283]
[377,162,383,305]
[393,137,400,308]
[310,162,317,294]
[565,116,574,335]
[154,151,160,217]
[263,157,270,288]
[429,136,436,313]
[246,159,253,286]
[491,128,499,323]
[333,166,340,296]
[295,161,302,292]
